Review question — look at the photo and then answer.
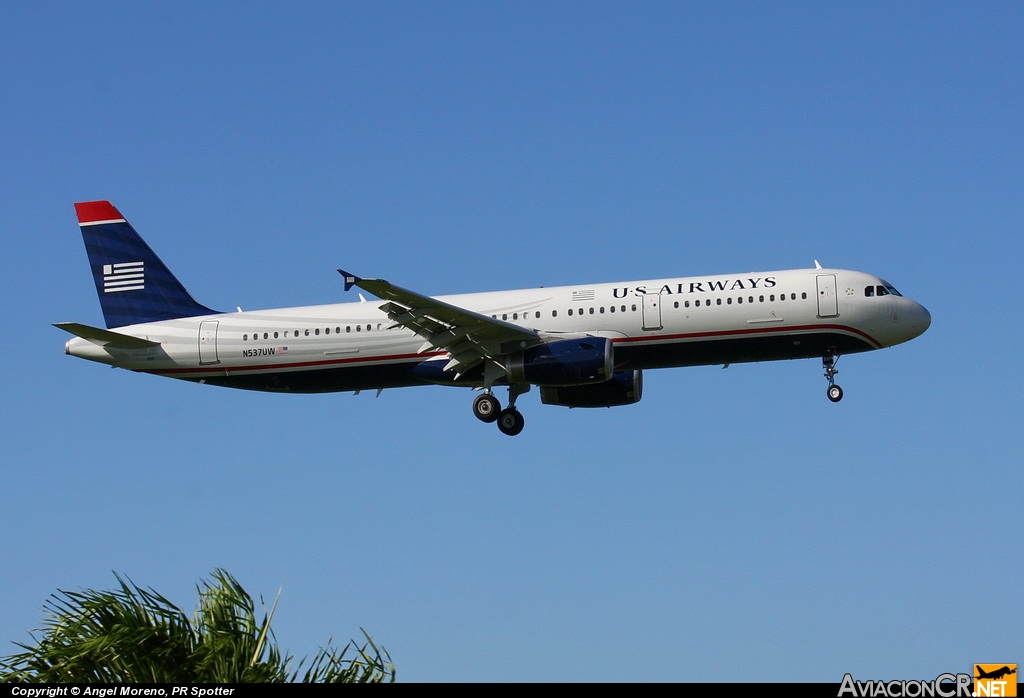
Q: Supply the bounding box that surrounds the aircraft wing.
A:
[338,270,539,375]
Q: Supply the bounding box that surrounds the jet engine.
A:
[540,370,643,408]
[506,337,613,386]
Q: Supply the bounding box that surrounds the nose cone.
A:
[879,297,931,348]
[903,299,931,341]
[911,301,931,336]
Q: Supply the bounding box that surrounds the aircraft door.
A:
[642,293,663,331]
[199,320,220,365]
[816,275,839,318]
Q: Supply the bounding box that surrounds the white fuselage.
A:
[65,267,931,394]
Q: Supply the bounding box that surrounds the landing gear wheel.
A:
[827,385,843,402]
[496,408,525,436]
[822,350,843,403]
[473,393,501,423]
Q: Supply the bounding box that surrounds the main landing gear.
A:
[472,393,500,423]
[472,384,529,436]
[823,350,843,402]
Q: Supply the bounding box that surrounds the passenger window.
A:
[589,307,595,314]
[727,297,733,305]
[274,332,279,339]
[552,310,557,317]
[801,293,807,299]
[568,308,573,316]
[243,334,248,341]
[716,298,722,306]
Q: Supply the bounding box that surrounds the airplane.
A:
[975,666,1016,681]
[57,200,931,436]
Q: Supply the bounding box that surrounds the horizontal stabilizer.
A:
[54,322,160,348]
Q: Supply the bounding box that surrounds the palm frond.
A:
[1,571,394,683]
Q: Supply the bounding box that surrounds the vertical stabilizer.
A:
[75,201,219,328]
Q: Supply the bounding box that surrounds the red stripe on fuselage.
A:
[614,323,883,349]
[146,351,447,376]
[143,323,879,377]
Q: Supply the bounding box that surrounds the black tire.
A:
[496,408,525,436]
[827,385,843,402]
[473,393,501,423]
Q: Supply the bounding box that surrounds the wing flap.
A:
[338,270,539,375]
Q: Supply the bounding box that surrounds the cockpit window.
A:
[877,280,903,297]
[867,283,903,298]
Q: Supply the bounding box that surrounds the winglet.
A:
[337,269,362,292]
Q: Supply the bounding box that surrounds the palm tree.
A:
[0,569,394,683]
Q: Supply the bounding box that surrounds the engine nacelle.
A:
[540,370,643,408]
[507,337,613,387]
[412,358,482,385]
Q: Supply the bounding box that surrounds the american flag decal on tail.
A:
[102,261,144,293]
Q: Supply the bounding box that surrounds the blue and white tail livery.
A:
[75,201,217,328]
[57,201,931,436]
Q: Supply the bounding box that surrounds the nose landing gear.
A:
[823,350,843,402]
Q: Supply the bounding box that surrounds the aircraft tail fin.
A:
[74,201,219,328]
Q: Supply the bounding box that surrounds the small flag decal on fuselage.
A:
[103,261,145,293]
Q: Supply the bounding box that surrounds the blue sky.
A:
[2,2,1021,682]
